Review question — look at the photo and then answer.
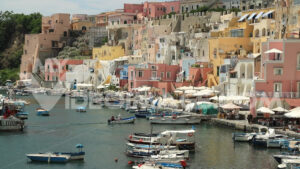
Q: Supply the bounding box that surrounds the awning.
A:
[255,11,264,19]
[262,10,274,17]
[257,107,275,114]
[238,14,250,22]
[265,48,283,54]
[248,13,257,20]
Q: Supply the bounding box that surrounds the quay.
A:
[211,118,300,138]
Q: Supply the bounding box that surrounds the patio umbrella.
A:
[221,103,242,110]
[272,107,289,113]
[264,48,283,54]
[284,109,300,118]
[257,107,275,114]
[177,86,194,91]
[290,107,300,112]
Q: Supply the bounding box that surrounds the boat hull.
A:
[26,154,70,163]
[37,111,49,116]
[108,117,135,124]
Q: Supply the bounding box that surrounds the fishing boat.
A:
[0,116,25,131]
[36,108,49,116]
[76,106,87,112]
[149,115,201,125]
[54,144,85,160]
[108,116,135,124]
[26,153,70,163]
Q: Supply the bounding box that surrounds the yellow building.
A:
[208,37,253,83]
[72,21,95,31]
[92,45,125,61]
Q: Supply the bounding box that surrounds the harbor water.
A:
[0,95,279,169]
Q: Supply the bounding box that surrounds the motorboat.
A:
[252,129,287,147]
[26,153,70,163]
[232,132,257,142]
[54,144,85,160]
[16,111,29,120]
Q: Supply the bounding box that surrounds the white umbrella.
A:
[174,90,183,94]
[193,86,209,91]
[257,107,275,114]
[264,48,283,54]
[272,107,289,113]
[290,107,300,112]
[193,89,214,97]
[284,109,300,118]
[221,103,242,110]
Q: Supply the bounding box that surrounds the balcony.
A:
[150,77,161,81]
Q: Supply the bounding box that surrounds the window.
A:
[62,66,64,70]
[217,66,220,76]
[49,29,54,33]
[157,53,160,58]
[161,72,164,78]
[171,6,174,12]
[230,29,244,37]
[274,68,283,75]
[47,65,50,70]
[130,82,133,88]
[64,31,67,37]
[274,83,282,93]
[24,50,27,54]
[152,71,157,78]
[214,48,217,58]
[167,72,171,78]
[151,65,156,70]
[130,71,134,80]
[297,54,300,70]
[203,50,205,57]
[138,71,143,77]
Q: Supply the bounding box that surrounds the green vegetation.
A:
[0,11,42,83]
[58,35,91,59]
[0,68,19,85]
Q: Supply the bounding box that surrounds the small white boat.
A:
[26,153,70,163]
[232,132,256,142]
[36,108,49,116]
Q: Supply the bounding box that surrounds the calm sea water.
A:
[0,95,279,169]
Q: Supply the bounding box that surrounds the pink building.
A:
[250,39,300,114]
[44,59,83,82]
[128,64,180,95]
[124,1,180,19]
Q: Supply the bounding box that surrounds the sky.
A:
[0,0,169,16]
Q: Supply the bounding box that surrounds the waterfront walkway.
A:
[211,118,300,138]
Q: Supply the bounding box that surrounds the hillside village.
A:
[18,0,300,112]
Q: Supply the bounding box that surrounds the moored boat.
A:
[16,111,29,120]
[108,116,136,124]
[26,153,70,163]
[0,115,25,131]
[54,144,85,160]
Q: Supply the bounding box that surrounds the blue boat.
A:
[26,153,70,163]
[16,111,29,120]
[135,113,151,118]
[36,108,49,116]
